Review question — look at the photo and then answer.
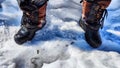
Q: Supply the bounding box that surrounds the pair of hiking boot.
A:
[14,0,111,48]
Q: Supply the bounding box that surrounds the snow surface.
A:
[0,0,120,68]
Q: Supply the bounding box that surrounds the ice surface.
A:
[0,0,120,68]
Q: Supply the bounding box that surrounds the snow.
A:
[0,0,120,68]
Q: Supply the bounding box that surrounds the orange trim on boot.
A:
[82,0,111,19]
[38,3,47,28]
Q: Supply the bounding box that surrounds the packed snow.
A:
[0,0,120,68]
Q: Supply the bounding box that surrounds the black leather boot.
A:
[79,18,102,48]
[79,0,111,48]
[14,12,46,45]
[14,0,47,45]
